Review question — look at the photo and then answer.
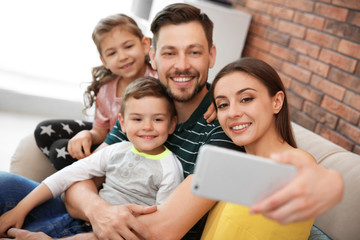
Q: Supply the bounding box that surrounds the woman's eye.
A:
[241,97,253,103]
[217,103,228,109]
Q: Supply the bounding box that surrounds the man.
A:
[5,3,343,240]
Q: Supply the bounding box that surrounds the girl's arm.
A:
[68,127,108,159]
[0,183,53,236]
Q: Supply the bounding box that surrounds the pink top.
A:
[93,66,158,131]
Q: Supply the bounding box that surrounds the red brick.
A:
[263,0,286,4]
[298,55,330,77]
[285,0,315,12]
[337,119,360,144]
[328,68,360,92]
[303,101,338,129]
[253,12,277,28]
[337,39,360,60]
[277,20,306,38]
[290,108,316,130]
[264,29,290,46]
[287,91,304,110]
[281,62,311,83]
[247,35,272,51]
[332,0,360,11]
[355,63,360,77]
[319,49,357,73]
[324,20,360,43]
[246,0,269,13]
[242,45,259,58]
[321,96,360,124]
[305,29,340,50]
[344,91,360,111]
[270,44,297,63]
[310,75,346,100]
[314,2,349,21]
[267,4,295,20]
[315,124,354,151]
[348,10,360,27]
[279,72,292,89]
[291,80,323,104]
[293,12,325,30]
[256,51,284,70]
[248,24,266,37]
[289,38,320,58]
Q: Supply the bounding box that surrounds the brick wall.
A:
[233,0,360,153]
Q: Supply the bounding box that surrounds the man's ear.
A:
[168,116,177,135]
[209,44,217,69]
[142,37,151,55]
[118,113,126,133]
[149,47,157,70]
[272,91,285,114]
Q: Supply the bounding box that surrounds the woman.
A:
[203,57,315,239]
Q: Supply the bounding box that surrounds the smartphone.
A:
[191,145,297,206]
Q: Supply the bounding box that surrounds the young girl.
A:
[34,13,157,170]
[202,57,315,239]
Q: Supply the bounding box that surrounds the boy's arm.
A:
[0,183,53,236]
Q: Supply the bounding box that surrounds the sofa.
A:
[9,122,360,240]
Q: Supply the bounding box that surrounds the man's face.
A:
[150,22,216,102]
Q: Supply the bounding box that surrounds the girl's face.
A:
[214,71,283,147]
[100,26,150,80]
[119,96,176,155]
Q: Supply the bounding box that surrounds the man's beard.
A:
[167,81,206,102]
[165,69,207,102]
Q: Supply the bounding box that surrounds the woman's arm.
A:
[250,151,344,224]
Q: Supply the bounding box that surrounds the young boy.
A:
[0,76,183,236]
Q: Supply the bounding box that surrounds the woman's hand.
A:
[250,151,344,224]
[1,228,53,240]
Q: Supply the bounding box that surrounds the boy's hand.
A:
[0,209,25,237]
[1,228,54,240]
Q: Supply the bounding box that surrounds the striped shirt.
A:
[105,90,243,178]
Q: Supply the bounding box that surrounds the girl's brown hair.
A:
[210,57,297,148]
[84,14,149,111]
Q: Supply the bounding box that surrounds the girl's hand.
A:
[204,103,217,123]
[3,228,54,240]
[0,208,25,237]
[68,130,93,159]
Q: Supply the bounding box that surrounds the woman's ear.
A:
[272,91,285,114]
[118,113,126,133]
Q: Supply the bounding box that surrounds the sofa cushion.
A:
[292,122,360,240]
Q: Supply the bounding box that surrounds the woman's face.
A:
[213,71,281,147]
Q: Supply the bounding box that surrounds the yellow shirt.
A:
[201,202,314,240]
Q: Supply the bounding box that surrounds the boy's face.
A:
[149,21,216,103]
[119,96,176,155]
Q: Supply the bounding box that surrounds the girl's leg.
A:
[0,171,91,237]
[34,119,93,170]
